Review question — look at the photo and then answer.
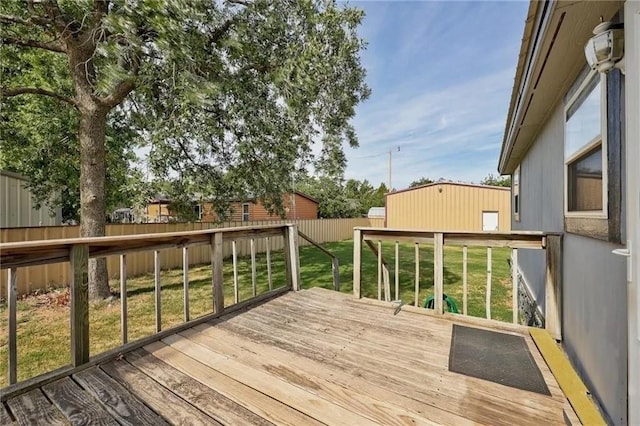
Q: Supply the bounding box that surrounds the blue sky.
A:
[344,0,529,189]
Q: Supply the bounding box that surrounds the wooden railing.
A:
[352,227,562,338]
[0,224,301,390]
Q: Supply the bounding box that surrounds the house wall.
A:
[145,203,172,221]
[201,193,318,222]
[513,103,628,425]
[386,183,511,231]
[0,171,62,227]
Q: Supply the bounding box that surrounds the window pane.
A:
[568,146,603,212]
[566,79,601,158]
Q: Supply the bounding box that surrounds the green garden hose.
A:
[423,293,459,313]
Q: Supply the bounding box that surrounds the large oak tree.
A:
[1,0,369,299]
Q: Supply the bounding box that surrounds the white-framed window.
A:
[242,203,250,221]
[513,165,520,222]
[193,204,202,221]
[564,71,607,218]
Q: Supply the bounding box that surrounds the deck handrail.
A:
[0,223,301,388]
[297,230,340,291]
[352,227,562,339]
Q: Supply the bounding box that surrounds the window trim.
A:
[563,70,608,220]
[241,203,250,221]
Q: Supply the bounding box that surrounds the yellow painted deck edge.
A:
[529,327,606,426]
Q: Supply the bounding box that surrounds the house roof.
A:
[386,181,510,198]
[498,0,622,174]
[0,169,31,181]
[150,191,319,205]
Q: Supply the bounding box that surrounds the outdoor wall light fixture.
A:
[585,21,625,74]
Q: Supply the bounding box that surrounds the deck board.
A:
[214,293,565,424]
[74,367,169,425]
[42,376,118,426]
[7,389,67,426]
[100,360,220,425]
[125,349,273,426]
[3,288,570,425]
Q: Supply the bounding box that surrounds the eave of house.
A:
[498,0,623,175]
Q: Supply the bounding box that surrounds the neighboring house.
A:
[498,1,638,424]
[200,192,318,222]
[0,170,62,227]
[367,207,385,219]
[144,195,173,222]
[385,182,510,231]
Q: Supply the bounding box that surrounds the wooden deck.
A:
[1,288,571,425]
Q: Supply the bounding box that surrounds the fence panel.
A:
[1,218,372,296]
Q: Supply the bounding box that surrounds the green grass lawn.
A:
[0,239,512,386]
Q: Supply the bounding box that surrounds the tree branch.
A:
[0,13,51,27]
[1,87,77,107]
[2,37,65,53]
[209,17,238,45]
[99,57,139,108]
[226,0,252,6]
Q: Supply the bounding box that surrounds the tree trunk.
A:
[79,107,111,300]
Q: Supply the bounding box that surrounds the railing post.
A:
[545,234,563,340]
[8,267,17,384]
[212,232,224,313]
[353,229,362,298]
[433,233,444,314]
[284,225,300,291]
[511,248,519,324]
[70,244,89,367]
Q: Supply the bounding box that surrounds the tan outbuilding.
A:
[384,182,511,231]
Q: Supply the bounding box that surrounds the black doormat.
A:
[448,324,551,395]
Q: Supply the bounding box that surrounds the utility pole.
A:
[388,146,400,191]
[388,150,392,190]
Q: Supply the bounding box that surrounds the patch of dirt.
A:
[20,288,71,307]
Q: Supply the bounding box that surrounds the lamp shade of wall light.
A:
[584,21,625,74]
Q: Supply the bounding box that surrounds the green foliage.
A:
[0,94,144,221]
[296,174,387,218]
[409,177,434,188]
[480,173,511,188]
[1,0,369,221]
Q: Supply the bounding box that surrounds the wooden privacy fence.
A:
[352,227,563,340]
[0,224,301,391]
[1,218,369,296]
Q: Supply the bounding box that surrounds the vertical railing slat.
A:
[251,238,257,297]
[8,267,18,384]
[377,240,382,301]
[182,247,189,322]
[414,242,420,307]
[353,229,362,298]
[266,237,272,290]
[433,233,444,314]
[486,247,492,320]
[511,248,519,324]
[70,244,89,367]
[332,257,340,291]
[232,240,239,304]
[154,250,161,332]
[394,242,399,301]
[462,246,468,316]
[212,232,224,313]
[120,254,128,344]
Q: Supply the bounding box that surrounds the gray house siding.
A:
[513,104,628,424]
[512,104,564,313]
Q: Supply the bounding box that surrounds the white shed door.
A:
[482,211,499,231]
